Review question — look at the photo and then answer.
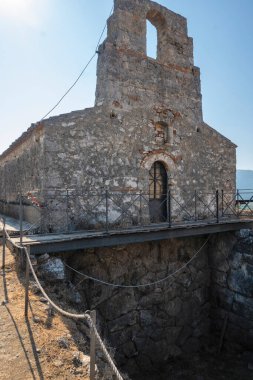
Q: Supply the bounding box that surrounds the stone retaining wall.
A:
[209,229,253,352]
[66,236,210,377]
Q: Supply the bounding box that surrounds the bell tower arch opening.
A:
[146,19,158,59]
[146,9,167,61]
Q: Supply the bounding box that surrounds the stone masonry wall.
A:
[0,124,45,221]
[66,236,210,378]
[209,229,253,352]
[39,105,236,231]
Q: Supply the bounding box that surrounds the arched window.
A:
[146,19,158,59]
[149,161,168,199]
[149,161,168,222]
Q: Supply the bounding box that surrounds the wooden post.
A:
[2,219,6,270]
[90,310,96,380]
[24,247,30,317]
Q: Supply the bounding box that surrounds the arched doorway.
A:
[149,161,168,222]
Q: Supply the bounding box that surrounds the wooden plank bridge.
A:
[1,215,253,255]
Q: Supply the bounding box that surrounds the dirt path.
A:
[0,246,90,380]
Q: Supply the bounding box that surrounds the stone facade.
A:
[0,0,236,230]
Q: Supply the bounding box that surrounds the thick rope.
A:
[24,245,123,379]
[1,223,123,380]
[87,315,124,380]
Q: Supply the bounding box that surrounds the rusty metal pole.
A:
[90,310,96,380]
[24,247,30,317]
[2,218,6,270]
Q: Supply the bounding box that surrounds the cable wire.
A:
[41,4,114,121]
[65,236,211,288]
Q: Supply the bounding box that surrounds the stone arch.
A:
[141,151,176,173]
[146,9,167,61]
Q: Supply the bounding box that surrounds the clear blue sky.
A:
[1,0,253,169]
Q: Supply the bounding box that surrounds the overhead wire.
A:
[41,4,114,121]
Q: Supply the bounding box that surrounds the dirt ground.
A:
[0,246,91,380]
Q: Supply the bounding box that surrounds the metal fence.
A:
[1,189,253,234]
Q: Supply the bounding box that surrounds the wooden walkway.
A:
[0,214,34,235]
[3,217,253,255]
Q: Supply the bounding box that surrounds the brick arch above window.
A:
[140,151,177,171]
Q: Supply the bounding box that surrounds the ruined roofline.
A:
[0,107,95,164]
[114,0,188,27]
[0,122,44,164]
[202,122,237,148]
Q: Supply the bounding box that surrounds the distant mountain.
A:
[237,170,253,190]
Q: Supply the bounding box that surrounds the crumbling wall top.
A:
[106,0,190,64]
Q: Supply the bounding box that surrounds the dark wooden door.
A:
[149,161,168,222]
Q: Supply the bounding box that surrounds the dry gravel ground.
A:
[0,246,91,380]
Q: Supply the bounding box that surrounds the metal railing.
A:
[1,219,124,380]
[1,189,253,234]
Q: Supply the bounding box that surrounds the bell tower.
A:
[95,0,203,124]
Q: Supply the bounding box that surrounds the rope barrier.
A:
[64,235,211,288]
[1,223,124,380]
[90,318,124,380]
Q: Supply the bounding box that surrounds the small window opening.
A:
[146,19,157,59]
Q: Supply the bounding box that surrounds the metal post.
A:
[90,310,96,380]
[2,219,6,270]
[216,190,219,223]
[24,247,30,317]
[139,191,142,225]
[221,189,224,217]
[167,190,172,227]
[236,189,240,217]
[19,193,23,246]
[66,189,69,232]
[194,190,197,221]
[105,190,109,233]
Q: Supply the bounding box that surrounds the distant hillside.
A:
[237,170,253,189]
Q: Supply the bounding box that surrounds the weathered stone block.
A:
[228,264,253,297]
[38,257,65,282]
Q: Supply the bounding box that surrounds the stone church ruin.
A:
[0,0,236,232]
[1,1,253,379]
